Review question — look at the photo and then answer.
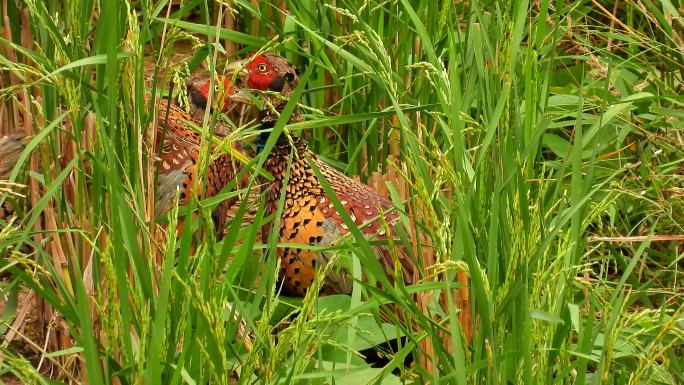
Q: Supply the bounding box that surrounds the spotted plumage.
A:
[154,88,245,236]
[0,134,24,180]
[264,136,413,295]
[224,54,415,295]
[0,79,244,237]
[0,134,26,221]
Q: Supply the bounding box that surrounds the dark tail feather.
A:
[1,133,27,221]
[0,133,26,181]
[0,201,13,220]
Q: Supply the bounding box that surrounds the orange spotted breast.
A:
[264,135,414,296]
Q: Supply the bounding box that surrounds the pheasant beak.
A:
[228,87,253,104]
[225,59,250,89]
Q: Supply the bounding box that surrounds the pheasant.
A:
[0,77,245,238]
[154,76,247,236]
[223,54,416,296]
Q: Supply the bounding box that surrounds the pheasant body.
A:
[154,96,245,234]
[264,135,412,296]
[0,79,243,237]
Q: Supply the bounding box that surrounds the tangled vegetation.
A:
[0,0,682,384]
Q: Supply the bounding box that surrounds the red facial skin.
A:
[245,55,277,91]
[197,77,234,112]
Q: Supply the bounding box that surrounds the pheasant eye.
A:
[257,64,268,73]
[214,83,220,92]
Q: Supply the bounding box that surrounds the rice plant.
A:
[0,0,682,384]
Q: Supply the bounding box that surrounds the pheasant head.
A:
[186,75,236,113]
[224,53,302,126]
